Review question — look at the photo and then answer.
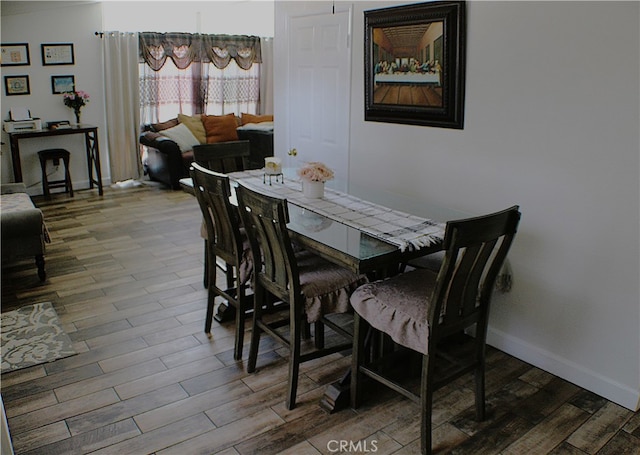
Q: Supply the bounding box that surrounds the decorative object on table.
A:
[1,43,30,66]
[263,157,283,185]
[63,89,89,124]
[41,43,74,66]
[297,161,334,199]
[51,75,75,94]
[1,302,77,373]
[4,75,30,96]
[364,1,466,129]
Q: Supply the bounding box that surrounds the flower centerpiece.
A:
[63,90,90,124]
[297,161,334,198]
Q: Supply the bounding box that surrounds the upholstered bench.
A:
[0,183,49,281]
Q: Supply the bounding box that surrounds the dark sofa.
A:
[139,117,274,190]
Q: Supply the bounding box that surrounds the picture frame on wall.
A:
[1,43,30,66]
[51,75,75,94]
[4,75,31,96]
[41,43,74,66]
[364,1,467,129]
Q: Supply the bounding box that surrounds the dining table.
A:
[182,168,458,412]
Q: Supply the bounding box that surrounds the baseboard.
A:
[487,326,640,412]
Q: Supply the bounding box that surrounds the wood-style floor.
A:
[2,184,639,455]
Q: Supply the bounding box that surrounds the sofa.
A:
[139,113,274,189]
[0,183,49,281]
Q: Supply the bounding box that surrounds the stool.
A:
[38,148,73,197]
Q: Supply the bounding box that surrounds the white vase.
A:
[302,180,324,198]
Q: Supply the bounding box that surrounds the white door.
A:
[287,9,351,192]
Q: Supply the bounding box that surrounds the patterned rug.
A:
[1,302,76,373]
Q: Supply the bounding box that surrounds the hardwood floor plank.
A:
[20,419,141,455]
[3,186,636,455]
[502,403,590,454]
[135,378,252,432]
[157,409,284,455]
[8,388,119,434]
[10,421,70,454]
[566,401,634,454]
[66,383,188,436]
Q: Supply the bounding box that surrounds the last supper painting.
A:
[364,1,466,129]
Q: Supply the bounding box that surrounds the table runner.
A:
[229,170,445,252]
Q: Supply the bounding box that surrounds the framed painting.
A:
[4,75,30,96]
[1,43,30,66]
[51,75,75,94]
[41,43,74,66]
[364,1,466,129]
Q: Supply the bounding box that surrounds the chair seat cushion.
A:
[295,250,368,323]
[350,268,437,355]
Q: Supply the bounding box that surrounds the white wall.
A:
[1,2,106,192]
[275,1,640,410]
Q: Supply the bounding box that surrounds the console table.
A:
[7,124,104,196]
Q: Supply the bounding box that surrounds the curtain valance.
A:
[139,32,262,71]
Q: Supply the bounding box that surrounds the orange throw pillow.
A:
[241,113,274,125]
[202,114,240,143]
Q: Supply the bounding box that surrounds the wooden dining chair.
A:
[350,206,521,455]
[193,141,250,290]
[235,182,368,410]
[189,162,253,360]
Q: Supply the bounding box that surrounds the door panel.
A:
[288,10,351,192]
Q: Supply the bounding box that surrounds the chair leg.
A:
[203,240,209,288]
[40,159,50,197]
[421,356,434,455]
[350,313,367,409]
[247,287,264,374]
[475,365,486,421]
[286,310,302,410]
[314,321,324,349]
[64,158,73,197]
[233,285,245,361]
[204,250,216,336]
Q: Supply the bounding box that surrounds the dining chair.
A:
[193,141,250,290]
[189,162,253,360]
[235,182,368,410]
[350,205,521,455]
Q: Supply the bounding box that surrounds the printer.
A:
[3,108,42,133]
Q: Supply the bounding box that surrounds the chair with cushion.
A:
[350,206,521,455]
[190,163,253,360]
[235,182,368,410]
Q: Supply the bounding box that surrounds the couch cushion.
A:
[178,114,207,144]
[159,123,200,153]
[202,114,240,144]
[150,118,179,132]
[241,113,273,125]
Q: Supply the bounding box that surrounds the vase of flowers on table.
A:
[63,90,90,124]
[297,161,334,198]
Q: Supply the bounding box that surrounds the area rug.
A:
[1,302,76,373]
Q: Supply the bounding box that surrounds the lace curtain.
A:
[139,32,262,125]
[139,32,262,71]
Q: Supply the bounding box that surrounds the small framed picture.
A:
[41,43,74,66]
[1,43,30,66]
[51,75,75,94]
[5,75,30,96]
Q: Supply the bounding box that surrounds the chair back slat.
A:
[236,183,300,301]
[430,206,521,340]
[193,141,250,174]
[190,163,243,266]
